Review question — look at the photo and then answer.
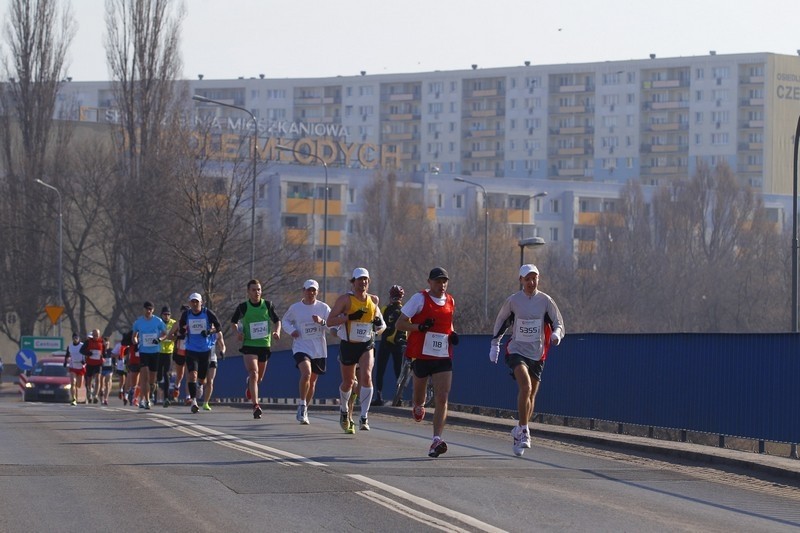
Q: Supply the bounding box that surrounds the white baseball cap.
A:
[350,267,370,281]
[303,279,319,290]
[188,292,203,302]
[519,264,539,278]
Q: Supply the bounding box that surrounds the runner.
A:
[132,301,167,410]
[63,333,85,405]
[490,264,565,456]
[373,284,407,406]
[200,331,226,411]
[230,279,282,420]
[281,279,331,425]
[326,268,385,434]
[395,267,458,458]
[112,333,129,403]
[99,336,114,405]
[157,306,177,406]
[82,330,105,404]
[176,293,221,414]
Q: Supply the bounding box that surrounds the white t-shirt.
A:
[281,300,331,359]
[67,343,84,369]
[401,291,448,319]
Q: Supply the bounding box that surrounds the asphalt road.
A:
[3,384,800,532]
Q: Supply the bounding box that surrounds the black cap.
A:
[161,306,171,314]
[143,301,154,309]
[72,332,79,339]
[428,267,449,280]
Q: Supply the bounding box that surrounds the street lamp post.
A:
[454,177,488,321]
[276,145,329,303]
[35,179,63,337]
[792,114,800,332]
[192,95,259,279]
[518,237,546,288]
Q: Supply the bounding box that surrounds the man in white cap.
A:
[489,264,565,457]
[327,268,385,433]
[171,293,222,413]
[281,279,331,424]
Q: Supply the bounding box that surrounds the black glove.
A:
[348,309,366,321]
[419,318,435,332]
[449,332,459,346]
[218,350,225,361]
[151,338,160,345]
[200,330,208,337]
[372,316,382,327]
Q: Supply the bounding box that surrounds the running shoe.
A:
[163,399,170,408]
[296,405,306,423]
[139,400,145,410]
[118,390,123,400]
[202,403,212,411]
[253,404,262,419]
[70,399,77,406]
[412,404,425,422]
[359,416,370,431]
[144,401,151,410]
[339,410,350,432]
[123,396,128,406]
[102,400,108,406]
[92,396,99,404]
[428,437,448,458]
[190,401,199,414]
[245,376,252,400]
[184,397,192,406]
[511,426,525,457]
[132,397,139,407]
[345,419,356,435]
[520,427,531,449]
[171,389,179,400]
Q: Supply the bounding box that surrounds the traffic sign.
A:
[16,349,37,371]
[20,336,64,352]
[44,305,64,325]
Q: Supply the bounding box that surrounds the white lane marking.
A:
[356,490,468,532]
[349,474,508,533]
[145,412,328,467]
[115,408,504,531]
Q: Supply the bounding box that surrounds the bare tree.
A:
[0,0,75,342]
[102,0,188,329]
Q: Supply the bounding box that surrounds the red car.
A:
[21,356,72,403]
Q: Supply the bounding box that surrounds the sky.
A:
[52,0,800,82]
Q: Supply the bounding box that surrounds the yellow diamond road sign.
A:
[44,305,64,325]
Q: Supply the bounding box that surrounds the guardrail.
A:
[189,333,800,453]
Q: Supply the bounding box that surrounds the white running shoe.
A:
[296,404,308,424]
[520,427,531,449]
[511,426,525,457]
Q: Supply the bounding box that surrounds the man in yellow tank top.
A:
[327,268,385,434]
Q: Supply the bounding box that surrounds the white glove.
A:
[489,344,500,363]
[550,332,561,346]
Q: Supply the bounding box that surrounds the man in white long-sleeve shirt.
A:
[281,279,332,425]
[489,264,565,457]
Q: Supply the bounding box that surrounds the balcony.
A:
[285,228,309,245]
[468,129,498,138]
[558,84,590,93]
[470,109,499,118]
[387,93,415,101]
[557,147,586,156]
[472,88,498,97]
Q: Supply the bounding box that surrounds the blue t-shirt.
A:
[132,316,167,354]
[182,307,220,352]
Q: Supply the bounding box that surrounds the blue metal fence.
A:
[211,333,800,444]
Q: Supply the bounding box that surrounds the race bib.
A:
[515,318,542,342]
[302,322,323,339]
[422,332,449,358]
[90,349,102,361]
[249,321,268,339]
[188,318,206,335]
[348,321,372,342]
[141,333,158,345]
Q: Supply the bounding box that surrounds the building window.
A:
[348,188,357,204]
[551,199,560,213]
[549,227,559,242]
[454,194,463,209]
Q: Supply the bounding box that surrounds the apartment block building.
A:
[56,52,800,293]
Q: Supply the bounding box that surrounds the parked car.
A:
[22,356,71,403]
